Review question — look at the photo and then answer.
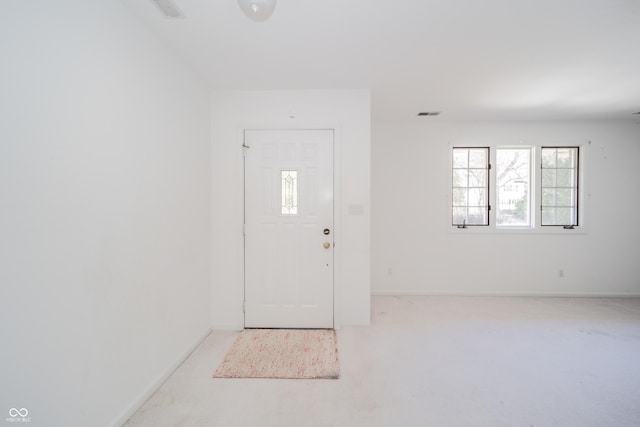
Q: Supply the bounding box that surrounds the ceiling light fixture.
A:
[237,0,277,22]
[151,0,184,18]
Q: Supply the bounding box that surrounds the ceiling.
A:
[122,0,640,121]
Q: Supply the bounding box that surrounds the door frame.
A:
[239,124,342,329]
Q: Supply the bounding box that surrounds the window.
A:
[496,148,532,227]
[541,147,579,227]
[281,170,298,215]
[450,145,583,230]
[452,147,490,226]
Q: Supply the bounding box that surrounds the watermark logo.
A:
[5,408,31,423]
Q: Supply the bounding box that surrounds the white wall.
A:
[211,90,371,329]
[0,2,211,426]
[373,120,640,296]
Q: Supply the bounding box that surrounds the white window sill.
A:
[448,226,588,235]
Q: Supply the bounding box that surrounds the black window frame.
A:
[451,146,491,227]
[540,146,580,228]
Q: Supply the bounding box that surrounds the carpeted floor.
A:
[213,329,340,379]
[126,296,640,427]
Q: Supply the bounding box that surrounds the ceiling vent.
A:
[151,0,185,18]
[417,112,441,117]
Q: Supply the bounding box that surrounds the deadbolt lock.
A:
[323,228,331,235]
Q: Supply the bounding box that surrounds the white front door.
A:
[244,129,334,328]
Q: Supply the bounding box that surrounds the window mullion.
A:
[489,147,496,227]
[534,145,542,228]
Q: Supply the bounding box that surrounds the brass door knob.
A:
[323,242,331,249]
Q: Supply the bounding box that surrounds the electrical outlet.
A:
[558,269,564,278]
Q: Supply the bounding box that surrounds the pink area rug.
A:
[213,329,340,379]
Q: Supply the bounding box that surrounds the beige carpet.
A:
[213,329,340,379]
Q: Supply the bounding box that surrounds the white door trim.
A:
[238,124,342,329]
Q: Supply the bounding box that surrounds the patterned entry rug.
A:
[213,329,340,379]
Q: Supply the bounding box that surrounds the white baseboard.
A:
[371,290,640,297]
[212,323,244,331]
[109,327,212,427]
